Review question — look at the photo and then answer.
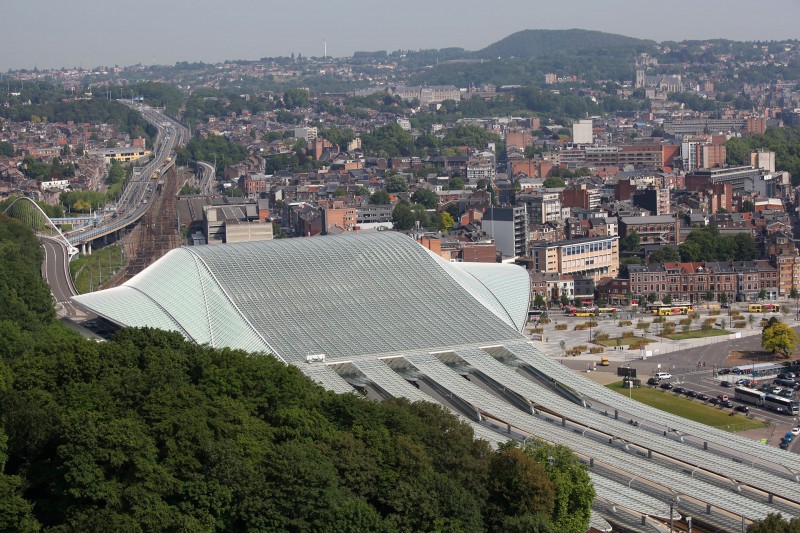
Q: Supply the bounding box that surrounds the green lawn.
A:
[605,382,768,432]
[70,243,126,294]
[661,329,731,341]
[595,336,655,347]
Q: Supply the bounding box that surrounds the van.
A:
[654,372,672,380]
[599,356,609,366]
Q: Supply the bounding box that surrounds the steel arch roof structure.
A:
[72,231,800,529]
[73,232,529,363]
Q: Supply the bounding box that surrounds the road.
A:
[63,102,189,246]
[196,161,216,195]
[41,237,80,316]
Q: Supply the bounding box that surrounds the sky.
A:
[2,0,799,71]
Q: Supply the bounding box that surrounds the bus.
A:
[731,363,786,378]
[597,307,618,316]
[749,303,779,313]
[646,303,694,315]
[764,394,800,415]
[565,307,597,317]
[734,386,766,406]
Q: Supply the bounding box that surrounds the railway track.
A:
[103,166,181,288]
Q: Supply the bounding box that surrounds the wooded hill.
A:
[476,29,656,59]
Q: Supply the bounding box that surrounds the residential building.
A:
[628,261,777,303]
[482,205,528,258]
[572,119,593,145]
[619,215,680,246]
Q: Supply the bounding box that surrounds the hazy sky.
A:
[3,0,799,71]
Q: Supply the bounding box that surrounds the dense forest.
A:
[0,215,594,531]
[175,134,248,178]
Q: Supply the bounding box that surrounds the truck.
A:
[151,172,159,180]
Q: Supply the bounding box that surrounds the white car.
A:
[791,427,800,436]
[654,372,672,380]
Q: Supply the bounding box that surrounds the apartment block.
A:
[531,236,619,282]
[619,215,680,246]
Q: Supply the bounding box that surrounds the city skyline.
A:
[2,0,799,71]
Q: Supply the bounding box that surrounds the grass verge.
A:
[595,336,655,347]
[605,381,768,432]
[70,243,126,294]
[662,329,731,341]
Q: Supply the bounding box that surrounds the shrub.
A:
[574,345,588,352]
[589,346,605,354]
[538,317,551,324]
[555,324,567,331]
[662,324,676,334]
[701,323,712,331]
[709,310,721,316]
[636,321,650,330]
[618,320,632,327]
[585,319,598,327]
[653,316,666,323]
[574,324,588,331]
[594,332,610,341]
[622,330,636,338]
[734,321,747,328]
[703,318,716,326]
[679,318,692,326]
[530,327,544,334]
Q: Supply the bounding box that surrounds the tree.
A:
[747,512,800,533]
[369,190,391,205]
[741,199,756,213]
[663,294,672,305]
[648,246,680,264]
[647,292,659,303]
[439,211,455,232]
[411,188,438,209]
[706,291,715,302]
[392,202,415,231]
[385,173,408,193]
[759,289,768,301]
[542,177,566,189]
[448,177,465,190]
[560,294,570,307]
[533,293,546,308]
[720,292,729,305]
[621,230,641,253]
[762,319,798,358]
[791,288,799,302]
[519,440,593,532]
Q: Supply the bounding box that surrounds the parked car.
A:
[686,390,698,398]
[720,380,732,388]
[779,389,794,398]
[734,405,749,413]
[790,427,800,436]
[647,377,660,386]
[780,440,790,450]
[697,393,709,401]
[718,368,731,375]
[673,387,686,395]
[722,400,734,408]
[660,382,674,390]
[654,372,673,380]
[785,432,795,443]
[708,397,720,405]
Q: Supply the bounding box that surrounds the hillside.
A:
[476,28,657,59]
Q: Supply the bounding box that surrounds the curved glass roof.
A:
[74,232,529,363]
